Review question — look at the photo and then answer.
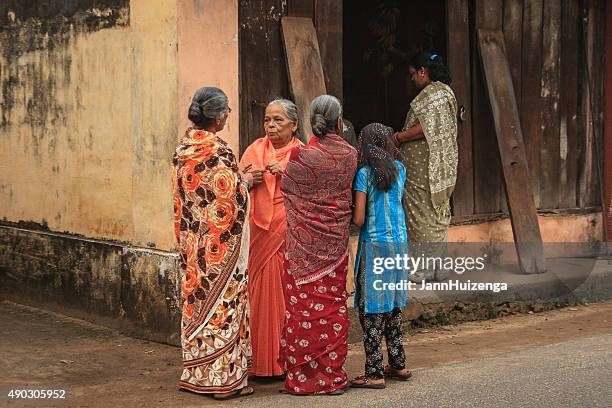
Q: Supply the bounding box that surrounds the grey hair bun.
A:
[310,113,332,137]
[310,95,342,138]
[188,102,205,125]
[188,87,229,128]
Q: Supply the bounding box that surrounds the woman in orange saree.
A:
[173,87,257,400]
[239,99,303,377]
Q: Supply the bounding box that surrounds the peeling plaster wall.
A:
[177,0,240,153]
[130,0,178,250]
[0,1,244,342]
[0,0,178,251]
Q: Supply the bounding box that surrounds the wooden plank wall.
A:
[605,0,612,241]
[477,29,546,273]
[520,0,544,208]
[238,0,289,154]
[501,0,523,215]
[447,0,474,216]
[315,0,343,101]
[469,0,604,214]
[238,0,342,154]
[540,0,561,209]
[559,0,579,208]
[472,0,505,214]
[238,0,604,214]
[578,0,605,208]
[281,16,327,142]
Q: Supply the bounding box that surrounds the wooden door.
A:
[446,0,473,216]
[238,0,342,155]
[238,0,289,156]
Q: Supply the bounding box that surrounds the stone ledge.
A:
[2,225,611,346]
[0,225,181,345]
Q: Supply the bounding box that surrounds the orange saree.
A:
[239,136,303,376]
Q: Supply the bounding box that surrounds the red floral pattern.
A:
[279,257,349,394]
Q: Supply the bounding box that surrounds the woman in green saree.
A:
[393,52,458,282]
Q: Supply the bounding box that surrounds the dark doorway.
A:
[343,0,447,134]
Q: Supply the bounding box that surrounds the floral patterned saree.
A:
[173,128,251,394]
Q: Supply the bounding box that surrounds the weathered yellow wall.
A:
[130,0,179,250]
[0,1,178,250]
[177,0,240,153]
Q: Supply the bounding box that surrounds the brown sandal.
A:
[384,366,413,381]
[212,386,254,400]
[349,375,386,389]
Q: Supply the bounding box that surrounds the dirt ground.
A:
[1,300,612,407]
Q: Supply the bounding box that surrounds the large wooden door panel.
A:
[447,0,473,216]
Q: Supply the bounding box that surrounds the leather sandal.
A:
[212,386,254,400]
[349,375,386,389]
[384,365,413,381]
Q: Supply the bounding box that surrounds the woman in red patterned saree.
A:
[173,87,258,400]
[280,95,358,395]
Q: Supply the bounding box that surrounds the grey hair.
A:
[267,98,299,135]
[310,94,342,138]
[188,87,229,127]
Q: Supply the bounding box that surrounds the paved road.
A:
[236,333,612,408]
[2,301,612,407]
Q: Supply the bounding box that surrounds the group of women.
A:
[172,51,458,400]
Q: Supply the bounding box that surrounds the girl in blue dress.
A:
[351,123,412,389]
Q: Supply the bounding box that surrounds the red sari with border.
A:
[279,133,357,394]
[173,128,251,394]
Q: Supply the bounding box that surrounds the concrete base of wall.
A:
[0,225,181,345]
[1,224,610,346]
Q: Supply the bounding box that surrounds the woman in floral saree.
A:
[280,95,358,395]
[173,87,257,400]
